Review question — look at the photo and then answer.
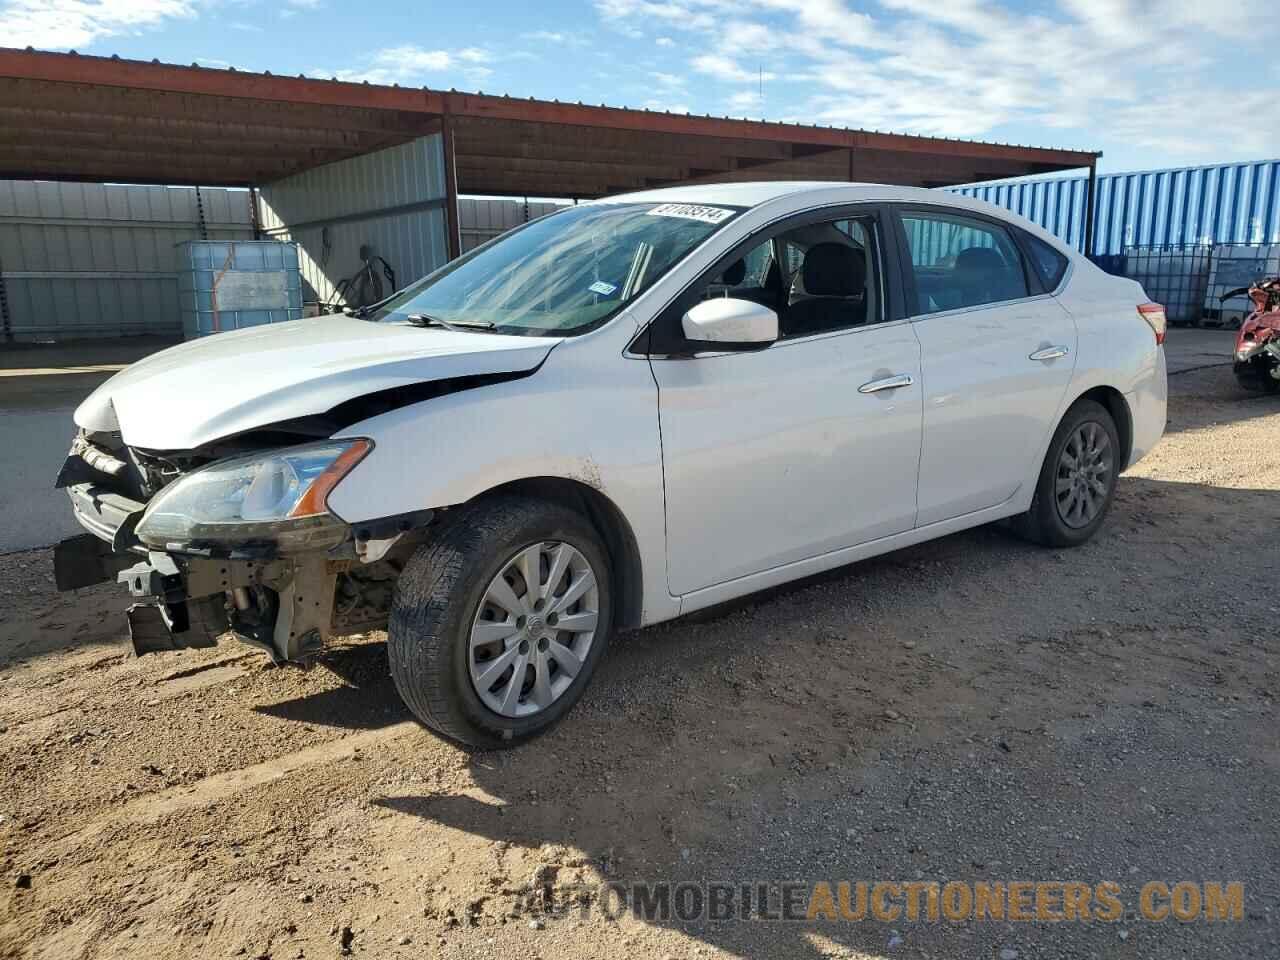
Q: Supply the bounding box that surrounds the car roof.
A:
[596,180,1080,259]
[601,180,947,208]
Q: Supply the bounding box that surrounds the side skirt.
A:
[674,494,1029,618]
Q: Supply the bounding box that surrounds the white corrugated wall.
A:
[459,197,569,252]
[0,181,253,340]
[258,135,450,309]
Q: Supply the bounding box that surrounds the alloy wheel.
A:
[1055,420,1113,529]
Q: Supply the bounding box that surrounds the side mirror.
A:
[681,297,778,349]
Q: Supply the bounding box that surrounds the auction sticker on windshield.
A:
[646,203,736,224]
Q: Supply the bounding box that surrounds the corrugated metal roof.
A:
[0,48,1099,197]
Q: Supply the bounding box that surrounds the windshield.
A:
[369,201,743,336]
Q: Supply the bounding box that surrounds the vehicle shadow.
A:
[252,639,410,730]
[356,476,1278,959]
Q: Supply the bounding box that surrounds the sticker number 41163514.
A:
[646,203,735,224]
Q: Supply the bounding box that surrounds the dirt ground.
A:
[1,362,1277,960]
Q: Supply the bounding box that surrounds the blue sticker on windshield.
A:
[589,280,618,296]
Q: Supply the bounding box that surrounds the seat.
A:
[717,258,747,286]
[952,246,1019,307]
[715,254,784,311]
[784,243,866,337]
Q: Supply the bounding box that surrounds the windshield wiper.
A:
[405,313,496,332]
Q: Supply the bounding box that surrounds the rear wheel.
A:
[388,496,613,749]
[1011,399,1121,547]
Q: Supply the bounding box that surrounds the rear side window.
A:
[899,210,1029,313]
[1021,231,1070,291]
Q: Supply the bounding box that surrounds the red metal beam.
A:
[0,48,442,113]
[0,49,1099,170]
[0,144,308,176]
[0,165,256,188]
[0,127,367,165]
[0,78,437,136]
[0,109,412,156]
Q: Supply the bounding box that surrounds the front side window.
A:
[899,210,1029,313]
[691,215,885,340]
[370,201,743,336]
[703,239,776,302]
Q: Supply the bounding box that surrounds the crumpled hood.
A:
[75,314,559,450]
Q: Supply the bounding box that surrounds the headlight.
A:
[134,439,371,554]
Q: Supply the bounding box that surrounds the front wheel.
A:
[388,496,613,749]
[1011,399,1121,548]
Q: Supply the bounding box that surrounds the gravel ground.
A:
[1,361,1277,960]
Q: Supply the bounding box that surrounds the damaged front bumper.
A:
[56,527,342,663]
[1233,338,1280,391]
[55,481,424,665]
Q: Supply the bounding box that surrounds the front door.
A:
[648,208,923,597]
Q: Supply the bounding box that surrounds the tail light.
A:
[1138,302,1166,345]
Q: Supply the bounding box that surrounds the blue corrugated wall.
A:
[950,160,1280,256]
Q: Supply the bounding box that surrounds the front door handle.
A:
[858,373,914,394]
[1029,345,1070,362]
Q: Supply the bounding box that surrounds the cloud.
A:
[594,0,718,32]
[596,0,1280,165]
[331,45,496,86]
[0,0,194,49]
[692,53,775,84]
[655,36,675,46]
[642,99,691,114]
[524,30,589,45]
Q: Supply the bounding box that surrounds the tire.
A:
[388,495,614,749]
[1234,362,1280,394]
[1010,399,1121,548]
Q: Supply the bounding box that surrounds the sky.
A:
[2,0,1278,176]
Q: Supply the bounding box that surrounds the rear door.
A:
[893,205,1077,526]
[643,204,923,597]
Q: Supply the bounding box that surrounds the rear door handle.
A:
[858,373,914,394]
[1029,345,1069,362]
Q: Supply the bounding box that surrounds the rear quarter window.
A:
[1021,231,1070,291]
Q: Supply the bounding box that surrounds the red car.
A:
[1231,278,1280,394]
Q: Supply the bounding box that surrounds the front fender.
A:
[325,334,676,624]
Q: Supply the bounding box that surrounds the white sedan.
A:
[57,182,1167,747]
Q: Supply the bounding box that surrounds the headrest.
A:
[719,258,747,286]
[801,243,866,297]
[955,247,1006,273]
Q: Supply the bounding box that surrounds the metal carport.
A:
[0,48,1099,248]
[0,47,1101,334]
